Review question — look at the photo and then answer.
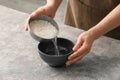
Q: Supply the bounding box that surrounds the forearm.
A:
[47,0,62,12]
[88,4,120,40]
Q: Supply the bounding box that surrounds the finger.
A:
[73,38,83,51]
[24,16,30,31]
[49,14,54,19]
[30,7,45,19]
[66,52,87,66]
[68,43,87,60]
[68,51,80,60]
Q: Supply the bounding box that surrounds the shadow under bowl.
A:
[38,38,74,67]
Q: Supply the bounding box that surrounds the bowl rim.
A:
[38,37,74,57]
[38,50,74,57]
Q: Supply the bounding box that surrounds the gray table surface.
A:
[0,5,120,80]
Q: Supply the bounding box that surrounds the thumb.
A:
[30,7,46,19]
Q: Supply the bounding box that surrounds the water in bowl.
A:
[45,39,69,55]
[52,37,60,55]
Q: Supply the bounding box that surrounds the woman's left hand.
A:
[66,31,95,66]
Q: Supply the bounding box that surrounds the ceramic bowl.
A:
[38,38,74,67]
[28,15,59,42]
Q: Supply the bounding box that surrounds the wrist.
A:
[46,0,62,13]
[86,29,99,41]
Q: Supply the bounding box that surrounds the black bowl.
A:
[38,38,74,67]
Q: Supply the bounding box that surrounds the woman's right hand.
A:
[24,4,56,31]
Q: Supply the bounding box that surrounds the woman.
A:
[25,0,120,66]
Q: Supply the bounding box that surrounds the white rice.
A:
[30,20,58,39]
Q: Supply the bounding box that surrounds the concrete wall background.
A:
[0,0,66,22]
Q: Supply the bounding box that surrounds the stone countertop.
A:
[0,5,120,80]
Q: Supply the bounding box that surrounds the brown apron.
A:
[64,0,120,40]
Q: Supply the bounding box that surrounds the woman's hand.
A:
[66,3,120,66]
[24,4,56,31]
[66,31,95,66]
